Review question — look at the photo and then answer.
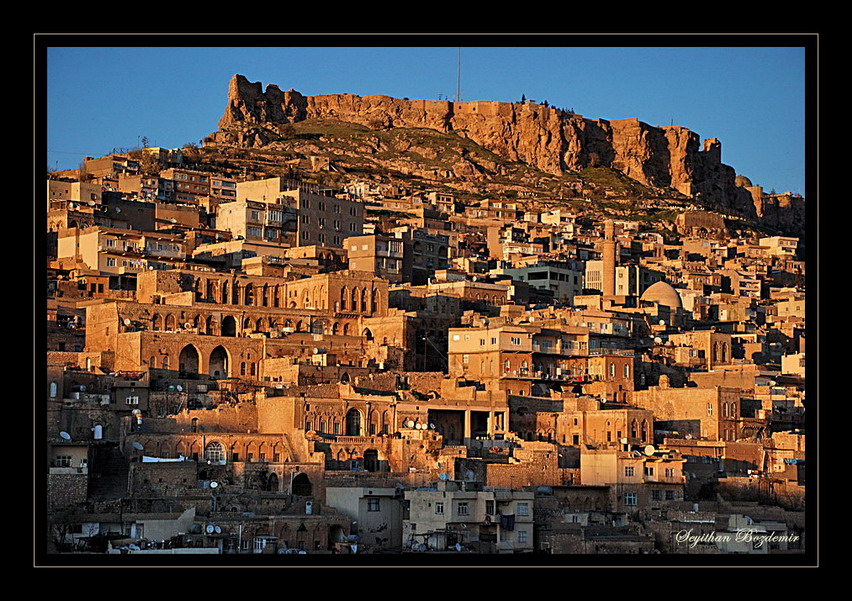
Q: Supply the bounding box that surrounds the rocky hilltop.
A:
[210,75,803,234]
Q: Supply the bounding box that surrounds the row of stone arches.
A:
[338,286,378,314]
[148,312,372,340]
[193,279,330,310]
[150,344,230,379]
[305,408,389,437]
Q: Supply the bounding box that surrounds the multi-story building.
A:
[580,445,687,513]
[216,199,297,246]
[56,226,186,274]
[237,178,364,248]
[160,168,211,204]
[404,479,534,553]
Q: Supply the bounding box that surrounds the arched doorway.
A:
[364,449,379,472]
[222,315,237,337]
[266,472,279,492]
[345,408,362,436]
[179,344,200,377]
[209,346,229,379]
[291,473,312,496]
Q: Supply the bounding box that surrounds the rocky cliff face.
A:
[213,74,792,225]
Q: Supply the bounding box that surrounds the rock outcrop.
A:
[212,74,796,226]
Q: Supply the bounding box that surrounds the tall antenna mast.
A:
[455,47,462,103]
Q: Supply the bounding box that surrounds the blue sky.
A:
[45,41,809,195]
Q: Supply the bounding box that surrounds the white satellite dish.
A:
[176,385,183,392]
[215,526,222,534]
[59,431,71,440]
[206,524,215,534]
[123,318,132,326]
[184,322,192,329]
[644,445,656,456]
[405,419,415,428]
[658,319,665,325]
[654,337,662,344]
[132,441,144,451]
[115,207,121,213]
[210,481,218,489]
[429,423,436,430]
[88,200,96,206]
[131,409,141,415]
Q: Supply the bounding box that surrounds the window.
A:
[457,502,469,516]
[435,502,444,515]
[205,441,225,463]
[624,466,635,477]
[665,490,675,501]
[511,337,521,345]
[106,258,116,267]
[125,395,139,405]
[665,468,674,478]
[517,530,528,544]
[624,493,637,506]
[367,498,380,512]
[651,490,662,501]
[516,502,529,516]
[645,466,655,477]
[55,455,72,467]
[707,403,713,417]
[485,500,495,515]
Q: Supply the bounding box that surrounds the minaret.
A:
[602,220,617,297]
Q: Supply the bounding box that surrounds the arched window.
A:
[340,287,348,311]
[346,408,362,436]
[152,314,162,330]
[221,281,229,304]
[205,441,225,463]
[49,382,57,398]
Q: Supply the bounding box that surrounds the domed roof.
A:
[641,281,682,309]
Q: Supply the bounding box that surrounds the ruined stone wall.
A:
[47,473,88,510]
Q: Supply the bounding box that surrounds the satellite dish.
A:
[205,524,215,534]
[59,431,71,440]
[644,445,656,456]
[184,322,193,329]
[405,420,415,428]
[176,385,183,392]
[88,200,96,206]
[210,480,218,489]
[123,318,132,326]
[659,319,666,325]
[429,423,436,430]
[214,526,222,534]
[654,337,662,344]
[170,218,177,223]
[131,409,141,415]
[115,207,121,213]
[132,441,144,451]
